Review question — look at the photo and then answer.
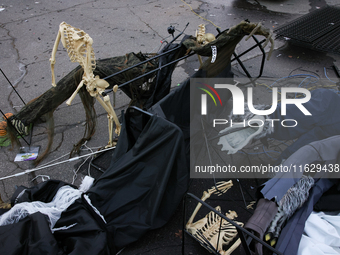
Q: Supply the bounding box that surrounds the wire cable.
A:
[0,146,116,181]
[324,67,337,83]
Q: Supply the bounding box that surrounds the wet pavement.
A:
[1,0,340,254]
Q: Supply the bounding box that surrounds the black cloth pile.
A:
[0,20,275,254]
[0,108,189,254]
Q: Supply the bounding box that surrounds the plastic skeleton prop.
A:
[195,24,216,67]
[50,22,121,147]
[192,22,274,68]
[186,181,244,254]
[196,24,216,46]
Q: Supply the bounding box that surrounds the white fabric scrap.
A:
[0,176,94,231]
[83,194,106,224]
[298,211,340,255]
[51,223,77,232]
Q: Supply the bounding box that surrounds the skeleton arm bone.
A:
[50,30,62,87]
[186,191,210,231]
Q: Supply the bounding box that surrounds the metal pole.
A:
[0,68,26,105]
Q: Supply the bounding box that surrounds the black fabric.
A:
[0,212,62,255]
[11,179,74,206]
[314,180,340,211]
[54,198,111,255]
[85,109,189,251]
[149,77,191,164]
[143,35,190,109]
[54,109,190,254]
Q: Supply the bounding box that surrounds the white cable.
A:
[37,142,106,169]
[0,146,116,181]
[30,175,51,182]
[39,152,70,168]
[72,156,91,185]
[71,141,95,183]
[82,142,94,178]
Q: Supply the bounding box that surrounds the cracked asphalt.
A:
[1,0,340,254]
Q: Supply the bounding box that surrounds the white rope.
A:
[0,146,116,181]
[71,141,98,184]
[71,155,91,185]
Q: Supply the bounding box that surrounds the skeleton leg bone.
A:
[66,80,85,105]
[95,94,121,147]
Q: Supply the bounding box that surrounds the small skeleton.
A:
[49,22,120,147]
[196,24,216,46]
[186,181,243,254]
[191,21,274,63]
[195,24,216,66]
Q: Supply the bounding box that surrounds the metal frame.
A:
[182,193,282,255]
[90,25,269,175]
[0,68,33,146]
[103,26,268,96]
[231,36,267,80]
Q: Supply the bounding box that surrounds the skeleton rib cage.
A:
[61,23,96,75]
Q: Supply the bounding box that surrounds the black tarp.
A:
[84,108,189,252]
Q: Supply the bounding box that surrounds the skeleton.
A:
[191,21,274,71]
[218,103,272,155]
[49,22,121,147]
[186,181,244,254]
[195,24,216,67]
[196,24,216,46]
